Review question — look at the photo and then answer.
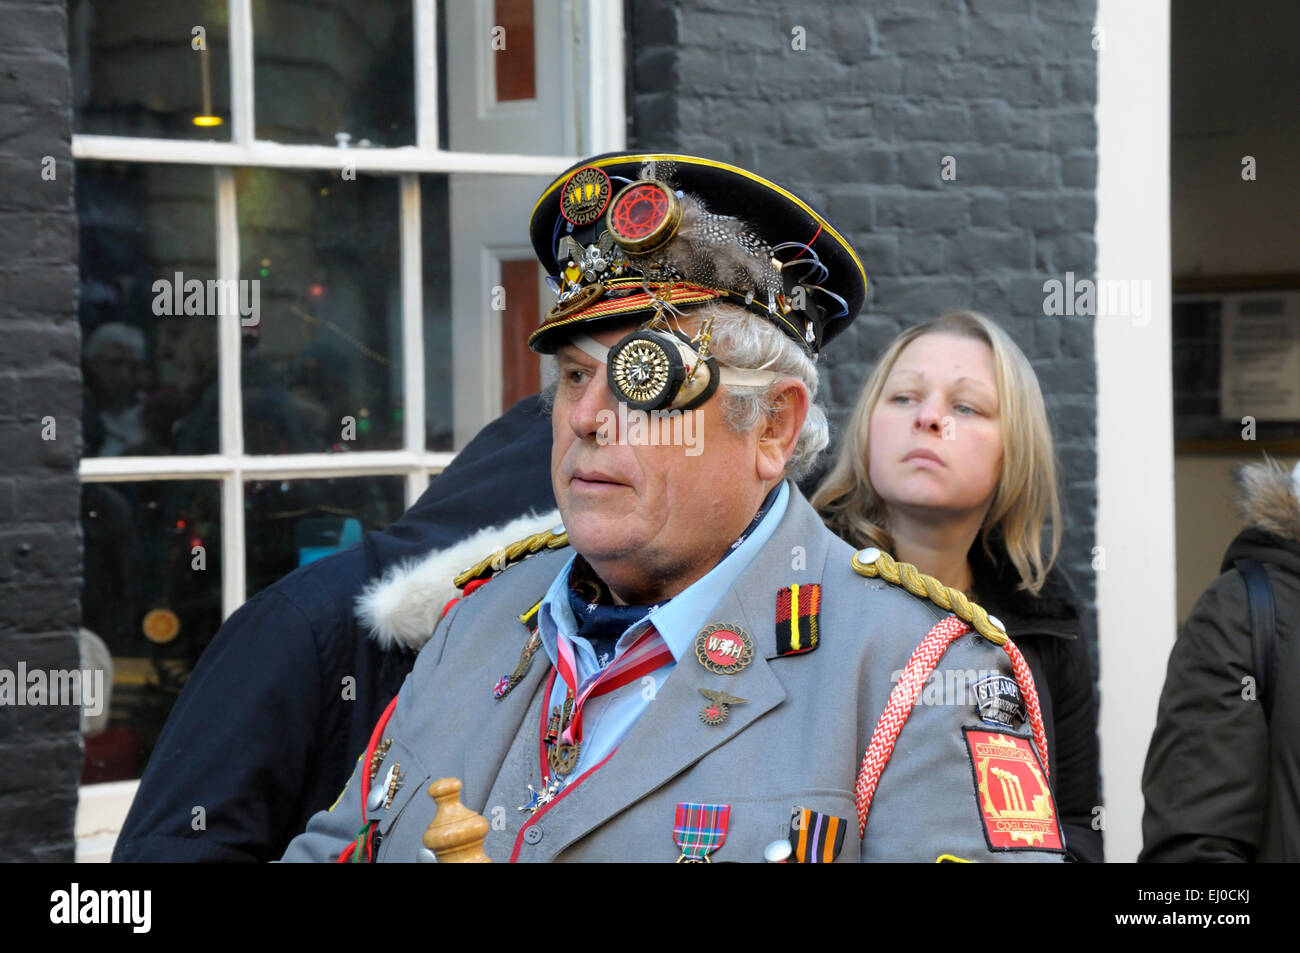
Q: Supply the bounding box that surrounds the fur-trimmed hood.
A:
[355,508,562,652]
[1234,457,1300,543]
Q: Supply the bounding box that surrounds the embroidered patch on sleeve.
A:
[775,583,821,656]
[963,728,1065,853]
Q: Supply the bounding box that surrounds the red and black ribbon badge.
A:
[775,583,821,656]
[788,806,846,863]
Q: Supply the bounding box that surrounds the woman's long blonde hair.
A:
[811,310,1062,594]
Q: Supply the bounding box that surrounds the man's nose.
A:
[567,365,617,439]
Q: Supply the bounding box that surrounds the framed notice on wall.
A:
[1173,277,1300,452]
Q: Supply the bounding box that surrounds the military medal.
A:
[494,629,543,700]
[367,762,402,813]
[545,624,673,782]
[788,806,847,863]
[368,738,393,780]
[694,623,754,675]
[697,688,747,726]
[518,776,562,815]
[673,802,731,862]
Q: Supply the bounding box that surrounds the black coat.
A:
[113,395,557,862]
[969,542,1104,863]
[1141,461,1300,862]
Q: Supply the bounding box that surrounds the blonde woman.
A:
[812,310,1102,862]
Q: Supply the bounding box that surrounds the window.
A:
[70,0,624,805]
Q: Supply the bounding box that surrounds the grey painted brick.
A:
[0,49,68,107]
[818,7,877,59]
[822,187,875,231]
[1034,314,1064,357]
[13,474,77,523]
[0,580,82,632]
[850,232,900,276]
[877,190,971,231]
[877,15,965,57]
[970,100,1048,149]
[959,148,1060,187]
[970,191,1010,227]
[899,233,947,275]
[972,275,1012,315]
[0,420,79,470]
[885,101,974,143]
[1010,193,1092,230]
[0,525,80,586]
[872,275,976,317]
[0,321,80,370]
[0,262,78,315]
[1062,150,1098,188]
[0,0,68,54]
[0,211,77,262]
[1047,107,1098,150]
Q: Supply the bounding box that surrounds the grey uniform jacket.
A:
[282,486,1065,863]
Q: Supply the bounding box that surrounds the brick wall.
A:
[627,0,1100,656]
[0,0,83,861]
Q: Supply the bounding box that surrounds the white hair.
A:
[703,303,829,481]
[84,322,146,362]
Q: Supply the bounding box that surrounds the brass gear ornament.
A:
[608,331,680,409]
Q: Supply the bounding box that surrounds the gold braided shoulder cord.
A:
[452,526,570,590]
[850,548,1008,646]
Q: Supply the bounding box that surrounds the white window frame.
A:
[71,0,624,852]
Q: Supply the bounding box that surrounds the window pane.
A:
[78,162,219,457]
[244,476,406,598]
[237,169,402,454]
[81,480,222,783]
[252,0,414,146]
[424,173,551,449]
[440,0,585,155]
[70,0,231,140]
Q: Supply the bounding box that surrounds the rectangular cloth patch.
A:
[775,583,821,656]
[962,728,1065,853]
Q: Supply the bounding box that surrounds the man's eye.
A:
[565,368,590,385]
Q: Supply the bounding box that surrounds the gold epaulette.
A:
[453,524,570,590]
[850,547,1008,646]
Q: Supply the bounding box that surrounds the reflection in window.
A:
[421,175,453,451]
[252,0,414,146]
[244,476,406,598]
[80,480,222,782]
[78,162,219,457]
[69,0,231,140]
[237,169,402,454]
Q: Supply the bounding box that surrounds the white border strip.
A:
[228,0,255,145]
[80,451,457,481]
[72,135,574,175]
[415,0,438,151]
[1095,0,1174,862]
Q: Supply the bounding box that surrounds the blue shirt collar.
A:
[537,481,790,679]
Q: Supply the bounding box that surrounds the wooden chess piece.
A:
[422,777,491,863]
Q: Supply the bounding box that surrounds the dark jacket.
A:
[1141,460,1300,862]
[969,541,1104,863]
[113,395,557,862]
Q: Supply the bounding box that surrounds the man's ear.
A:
[755,379,809,482]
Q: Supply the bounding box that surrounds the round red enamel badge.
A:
[694,623,755,675]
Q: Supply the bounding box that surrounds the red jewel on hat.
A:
[606,180,682,254]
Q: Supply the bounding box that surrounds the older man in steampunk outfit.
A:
[283,153,1066,863]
